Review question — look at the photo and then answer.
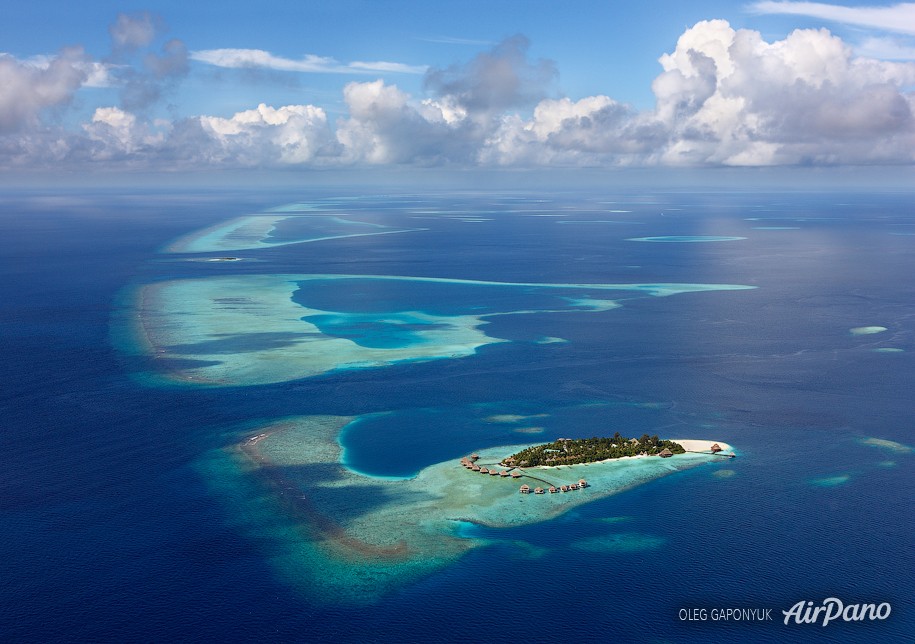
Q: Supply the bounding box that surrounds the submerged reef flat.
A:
[129,274,755,386]
[861,437,912,453]
[220,414,734,602]
[164,215,294,252]
[850,326,888,336]
[626,235,747,243]
[164,214,423,253]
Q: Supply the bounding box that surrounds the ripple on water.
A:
[570,532,666,553]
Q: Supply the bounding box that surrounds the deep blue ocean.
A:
[1,188,912,643]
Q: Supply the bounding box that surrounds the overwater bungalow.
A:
[511,471,522,479]
[470,453,480,461]
[548,486,558,493]
[659,448,673,458]
[560,485,569,492]
[479,467,489,474]
[520,484,531,494]
[499,470,509,477]
[578,479,588,488]
[534,487,545,494]
[569,483,579,490]
[471,464,481,472]
[710,443,722,453]
[489,469,499,476]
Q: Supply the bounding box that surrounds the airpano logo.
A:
[782,597,891,627]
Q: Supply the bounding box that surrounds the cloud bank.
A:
[2,19,915,171]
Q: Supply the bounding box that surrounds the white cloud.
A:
[0,49,88,132]
[12,54,115,88]
[336,80,473,164]
[481,22,915,167]
[650,20,915,165]
[349,60,428,74]
[82,106,163,158]
[3,28,915,170]
[194,103,335,164]
[190,48,426,75]
[749,1,915,36]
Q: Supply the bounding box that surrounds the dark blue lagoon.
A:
[1,189,913,642]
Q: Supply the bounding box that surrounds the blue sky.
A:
[2,1,915,182]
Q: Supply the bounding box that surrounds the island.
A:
[500,433,690,467]
[214,414,736,602]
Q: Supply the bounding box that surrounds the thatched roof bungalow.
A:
[710,443,722,453]
[659,448,673,458]
[520,484,531,494]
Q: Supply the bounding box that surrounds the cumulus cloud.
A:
[3,25,915,170]
[190,103,335,165]
[750,1,915,36]
[190,48,426,75]
[0,49,88,132]
[650,20,915,165]
[82,106,166,159]
[336,80,476,164]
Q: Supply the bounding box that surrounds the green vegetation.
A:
[503,433,685,467]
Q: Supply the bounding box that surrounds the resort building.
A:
[659,448,673,458]
[520,484,531,494]
[511,471,522,479]
[534,487,545,494]
[710,443,722,453]
[578,479,588,488]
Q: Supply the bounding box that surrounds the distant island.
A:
[501,433,696,467]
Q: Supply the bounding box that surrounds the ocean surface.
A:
[1,188,912,643]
